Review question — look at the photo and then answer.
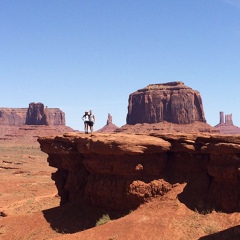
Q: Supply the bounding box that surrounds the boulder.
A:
[126,81,206,125]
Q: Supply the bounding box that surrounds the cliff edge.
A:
[38,132,240,213]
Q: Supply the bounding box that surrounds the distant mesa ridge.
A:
[126,81,206,125]
[0,102,66,126]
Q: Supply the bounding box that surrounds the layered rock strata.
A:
[38,132,240,213]
[0,102,66,126]
[126,81,206,125]
[0,108,27,126]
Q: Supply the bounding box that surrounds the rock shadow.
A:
[198,225,240,240]
[42,200,128,234]
[176,173,214,213]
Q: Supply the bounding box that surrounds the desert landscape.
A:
[1,82,240,240]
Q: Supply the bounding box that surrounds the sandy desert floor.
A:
[0,129,240,240]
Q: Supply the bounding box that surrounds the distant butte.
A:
[126,81,206,125]
[0,102,72,143]
[119,82,217,134]
[214,111,240,134]
[0,102,66,126]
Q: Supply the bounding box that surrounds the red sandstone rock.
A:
[214,111,240,134]
[97,113,119,132]
[117,121,218,134]
[126,81,206,125]
[0,102,66,126]
[38,132,240,213]
[0,108,27,126]
[26,102,46,125]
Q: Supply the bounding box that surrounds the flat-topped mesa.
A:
[0,108,27,126]
[38,132,240,213]
[140,81,189,91]
[0,102,66,126]
[127,81,206,125]
[26,103,65,125]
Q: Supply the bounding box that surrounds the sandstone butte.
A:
[38,132,240,215]
[0,102,66,126]
[126,81,206,125]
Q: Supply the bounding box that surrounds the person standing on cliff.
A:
[82,111,89,134]
[88,110,95,133]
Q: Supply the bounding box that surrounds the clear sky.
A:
[1,0,240,131]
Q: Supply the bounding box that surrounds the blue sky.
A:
[1,0,240,131]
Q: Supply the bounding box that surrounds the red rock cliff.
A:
[0,108,27,126]
[126,81,206,125]
[38,132,240,213]
[0,102,66,126]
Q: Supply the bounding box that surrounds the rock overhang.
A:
[38,132,240,213]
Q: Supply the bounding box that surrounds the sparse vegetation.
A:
[203,222,221,235]
[96,214,111,226]
[54,228,68,234]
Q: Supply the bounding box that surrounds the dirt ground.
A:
[0,127,240,240]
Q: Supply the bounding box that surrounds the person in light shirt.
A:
[88,110,95,133]
[82,111,89,134]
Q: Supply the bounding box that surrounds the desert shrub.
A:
[96,214,111,226]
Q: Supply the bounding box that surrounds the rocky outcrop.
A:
[38,132,240,213]
[215,112,240,134]
[0,108,27,126]
[117,121,218,134]
[26,103,65,125]
[126,81,206,125]
[0,102,66,126]
[26,103,46,125]
[45,107,66,125]
[97,113,119,132]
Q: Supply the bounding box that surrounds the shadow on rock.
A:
[42,200,128,234]
[198,225,240,240]
[177,173,213,213]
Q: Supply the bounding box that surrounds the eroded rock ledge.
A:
[38,132,240,213]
